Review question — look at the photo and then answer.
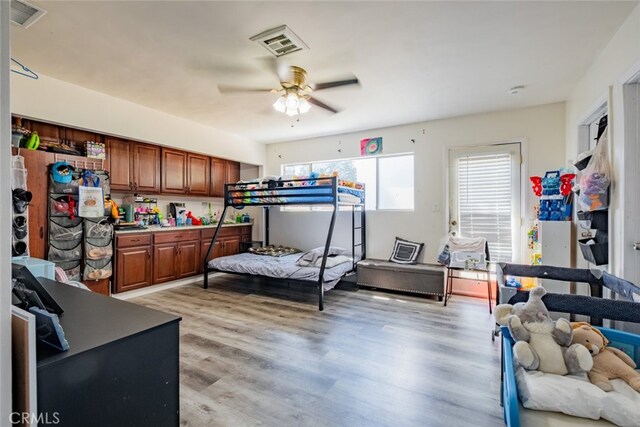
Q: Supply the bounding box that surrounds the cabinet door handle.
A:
[147,250,151,260]
[130,239,139,243]
[129,181,133,189]
[174,247,178,255]
[135,182,138,191]
[39,226,44,239]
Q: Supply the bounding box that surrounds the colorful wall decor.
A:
[360,137,383,156]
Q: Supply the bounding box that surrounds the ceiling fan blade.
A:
[217,85,275,95]
[256,56,290,82]
[308,96,339,114]
[312,77,359,91]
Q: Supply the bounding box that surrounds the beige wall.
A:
[266,102,566,262]
[565,4,640,277]
[11,73,266,166]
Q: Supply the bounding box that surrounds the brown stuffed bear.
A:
[571,322,640,392]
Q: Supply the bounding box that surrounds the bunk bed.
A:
[202,176,366,311]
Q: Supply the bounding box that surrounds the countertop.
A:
[114,221,253,234]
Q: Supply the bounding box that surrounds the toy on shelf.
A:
[530,176,542,197]
[530,170,575,221]
[133,197,160,226]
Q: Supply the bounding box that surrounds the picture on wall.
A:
[360,137,383,156]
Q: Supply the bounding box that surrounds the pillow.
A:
[389,237,423,264]
[298,246,347,264]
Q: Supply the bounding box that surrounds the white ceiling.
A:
[10,1,638,144]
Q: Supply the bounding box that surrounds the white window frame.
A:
[281,153,415,211]
[448,143,522,263]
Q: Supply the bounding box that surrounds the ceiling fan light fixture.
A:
[285,92,300,109]
[273,95,287,113]
[298,98,311,114]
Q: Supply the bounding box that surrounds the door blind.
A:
[458,153,513,262]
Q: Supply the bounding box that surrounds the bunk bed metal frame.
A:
[202,176,366,311]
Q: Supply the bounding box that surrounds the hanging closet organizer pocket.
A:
[57,260,82,282]
[85,237,113,260]
[48,239,82,262]
[50,195,78,218]
[50,179,80,195]
[50,217,83,241]
[84,258,112,280]
[84,218,113,239]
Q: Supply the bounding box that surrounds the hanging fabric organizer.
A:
[47,162,113,283]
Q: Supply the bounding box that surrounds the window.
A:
[281,154,413,210]
[449,144,521,263]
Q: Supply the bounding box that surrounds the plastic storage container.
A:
[11,256,56,280]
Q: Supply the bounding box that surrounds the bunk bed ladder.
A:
[351,204,366,270]
[202,205,228,289]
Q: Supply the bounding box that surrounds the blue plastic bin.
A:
[12,256,56,280]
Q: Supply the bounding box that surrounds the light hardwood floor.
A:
[132,275,503,427]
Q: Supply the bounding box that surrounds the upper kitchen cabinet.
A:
[210,158,240,197]
[161,148,187,194]
[161,148,210,196]
[186,153,210,196]
[108,138,161,193]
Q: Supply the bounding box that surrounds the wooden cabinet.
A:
[187,153,210,196]
[227,160,240,185]
[115,242,153,293]
[60,127,102,154]
[210,158,240,197]
[162,149,210,196]
[153,243,178,284]
[152,230,200,284]
[134,143,161,193]
[17,149,54,259]
[161,148,187,194]
[114,225,251,293]
[83,278,111,296]
[108,138,133,191]
[177,240,201,278]
[109,138,161,193]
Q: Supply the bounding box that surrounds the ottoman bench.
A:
[356,259,446,301]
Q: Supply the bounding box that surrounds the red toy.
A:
[530,176,542,197]
[186,211,202,226]
[560,173,576,196]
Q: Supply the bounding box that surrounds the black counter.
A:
[36,279,181,427]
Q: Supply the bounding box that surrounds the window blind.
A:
[457,153,513,262]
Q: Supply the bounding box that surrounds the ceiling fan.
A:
[217,65,359,116]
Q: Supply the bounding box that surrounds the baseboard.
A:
[113,272,226,300]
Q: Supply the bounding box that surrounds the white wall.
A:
[10,73,266,166]
[565,4,640,278]
[0,0,11,420]
[266,102,566,262]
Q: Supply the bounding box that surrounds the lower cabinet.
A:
[115,245,153,293]
[114,225,251,293]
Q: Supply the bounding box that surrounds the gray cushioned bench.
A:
[357,259,446,300]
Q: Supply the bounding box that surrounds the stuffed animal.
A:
[571,322,640,392]
[495,287,593,375]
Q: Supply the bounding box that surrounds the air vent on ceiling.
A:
[250,25,309,57]
[11,0,46,29]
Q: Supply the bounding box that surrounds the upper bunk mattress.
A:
[208,252,354,284]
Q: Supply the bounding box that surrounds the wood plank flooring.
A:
[131,275,503,427]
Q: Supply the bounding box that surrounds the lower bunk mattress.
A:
[208,253,355,290]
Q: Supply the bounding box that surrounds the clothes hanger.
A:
[11,58,38,80]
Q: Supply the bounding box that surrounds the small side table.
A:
[444,265,494,313]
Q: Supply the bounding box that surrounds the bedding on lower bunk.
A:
[208,252,355,290]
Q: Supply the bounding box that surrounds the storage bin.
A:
[11,256,56,280]
[579,232,608,265]
[577,210,608,231]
